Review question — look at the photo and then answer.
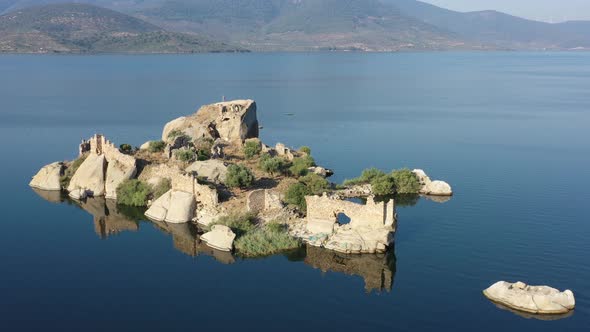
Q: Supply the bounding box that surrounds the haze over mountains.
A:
[1,0,589,53]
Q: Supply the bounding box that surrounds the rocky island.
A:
[30,99,453,257]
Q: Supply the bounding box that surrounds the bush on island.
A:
[225,164,255,189]
[116,179,152,207]
[299,146,311,155]
[175,149,196,162]
[258,153,287,176]
[234,223,301,257]
[119,143,133,154]
[148,140,166,153]
[299,173,330,194]
[343,167,386,186]
[243,140,262,159]
[211,212,257,237]
[370,174,395,196]
[289,155,316,177]
[285,182,312,211]
[391,168,421,194]
[151,178,171,200]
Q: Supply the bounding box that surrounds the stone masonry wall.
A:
[305,194,396,229]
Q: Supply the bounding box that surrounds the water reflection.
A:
[491,302,574,321]
[33,189,397,292]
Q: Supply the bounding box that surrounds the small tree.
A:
[116,179,151,207]
[343,167,386,186]
[299,173,330,194]
[148,140,166,153]
[299,146,311,155]
[289,156,316,177]
[243,140,262,159]
[285,182,312,211]
[258,154,286,175]
[391,168,421,194]
[175,149,196,162]
[119,144,133,154]
[370,175,395,196]
[226,164,255,189]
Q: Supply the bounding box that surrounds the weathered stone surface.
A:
[483,281,575,314]
[185,159,228,183]
[139,141,151,150]
[275,143,295,161]
[292,194,396,254]
[412,169,453,196]
[69,188,87,200]
[162,100,258,144]
[247,189,283,213]
[145,189,195,224]
[105,159,137,200]
[201,225,236,252]
[29,162,63,191]
[308,166,333,178]
[67,153,106,197]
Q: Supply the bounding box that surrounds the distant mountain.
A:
[135,0,469,51]
[386,0,590,49]
[0,3,244,53]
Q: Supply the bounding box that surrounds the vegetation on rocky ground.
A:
[226,164,255,188]
[148,140,166,153]
[343,167,420,195]
[299,173,330,194]
[243,140,262,159]
[59,154,87,189]
[119,143,133,154]
[258,153,287,175]
[116,179,152,206]
[175,149,196,162]
[299,146,311,155]
[289,155,316,177]
[212,214,300,257]
[285,182,312,211]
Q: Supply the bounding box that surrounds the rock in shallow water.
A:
[29,162,63,191]
[201,225,236,252]
[483,281,575,314]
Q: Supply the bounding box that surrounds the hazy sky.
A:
[421,0,590,22]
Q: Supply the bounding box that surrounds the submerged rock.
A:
[201,225,236,252]
[483,281,575,314]
[29,162,63,191]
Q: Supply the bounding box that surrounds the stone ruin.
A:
[246,189,283,213]
[293,194,396,254]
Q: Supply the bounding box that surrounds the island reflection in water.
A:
[33,189,397,293]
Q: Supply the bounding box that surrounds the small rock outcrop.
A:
[145,189,195,224]
[185,159,228,184]
[201,225,236,252]
[29,162,63,191]
[483,281,575,314]
[162,99,258,144]
[412,169,453,196]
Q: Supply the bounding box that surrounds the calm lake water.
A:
[0,52,589,331]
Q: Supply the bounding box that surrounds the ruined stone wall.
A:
[305,195,396,229]
[247,189,283,213]
[79,134,136,169]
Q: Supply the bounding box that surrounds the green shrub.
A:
[148,140,166,153]
[194,137,214,151]
[289,156,316,177]
[343,167,386,186]
[234,226,301,257]
[370,175,395,196]
[285,182,312,210]
[225,164,255,188]
[60,155,87,189]
[116,179,151,207]
[243,140,262,159]
[258,153,286,175]
[175,149,196,162]
[391,168,421,194]
[151,178,171,199]
[299,173,330,194]
[196,149,210,161]
[299,146,311,155]
[212,212,257,237]
[119,143,133,154]
[167,129,185,139]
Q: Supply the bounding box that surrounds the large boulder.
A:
[162,100,258,144]
[412,169,453,196]
[29,162,63,191]
[201,225,236,252]
[104,159,137,200]
[185,159,228,183]
[483,281,575,314]
[144,189,195,224]
[67,154,106,197]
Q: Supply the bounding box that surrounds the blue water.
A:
[0,52,589,331]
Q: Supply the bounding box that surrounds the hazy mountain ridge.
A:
[0,3,245,53]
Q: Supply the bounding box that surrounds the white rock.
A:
[421,180,453,196]
[69,188,87,200]
[29,162,63,191]
[483,281,575,314]
[144,189,195,224]
[67,154,106,197]
[185,159,228,183]
[139,141,152,150]
[201,225,236,252]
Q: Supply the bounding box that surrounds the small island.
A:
[30,99,452,257]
